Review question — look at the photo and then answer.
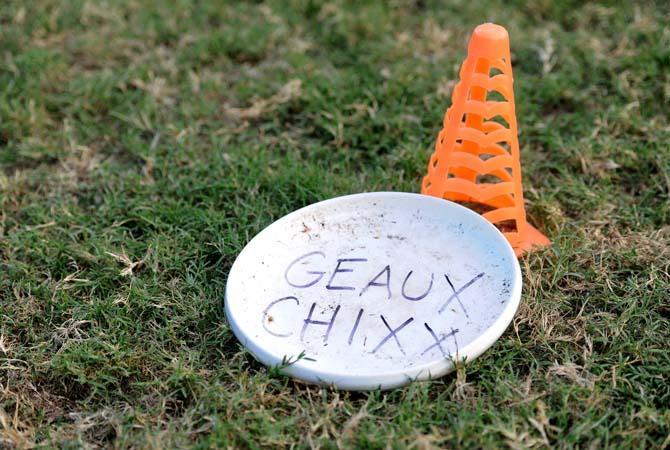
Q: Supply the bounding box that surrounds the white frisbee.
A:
[225,192,521,390]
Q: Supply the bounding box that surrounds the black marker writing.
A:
[262,296,299,337]
[372,315,414,355]
[438,272,485,314]
[300,302,341,344]
[284,251,326,288]
[421,323,459,357]
[401,271,434,301]
[444,275,470,318]
[326,258,367,291]
[359,265,391,299]
[348,308,364,345]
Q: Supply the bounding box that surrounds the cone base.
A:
[507,223,551,257]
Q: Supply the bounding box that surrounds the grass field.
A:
[1,0,669,448]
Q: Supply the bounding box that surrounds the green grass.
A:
[1,0,669,448]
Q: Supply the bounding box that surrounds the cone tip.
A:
[472,23,508,44]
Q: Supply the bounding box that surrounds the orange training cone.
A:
[421,23,550,257]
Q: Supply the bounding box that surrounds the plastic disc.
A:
[225,192,522,390]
